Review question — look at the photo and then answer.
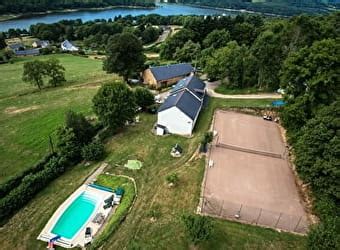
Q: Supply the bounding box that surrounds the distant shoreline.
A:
[0,5,156,23]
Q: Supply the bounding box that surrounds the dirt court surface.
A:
[202,110,308,233]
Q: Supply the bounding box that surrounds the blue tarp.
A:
[272,100,286,107]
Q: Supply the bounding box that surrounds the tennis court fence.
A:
[201,196,309,234]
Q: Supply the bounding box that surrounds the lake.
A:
[0,4,232,31]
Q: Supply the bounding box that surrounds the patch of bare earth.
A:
[4,105,39,115]
[67,82,102,91]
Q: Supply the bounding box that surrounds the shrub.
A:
[181,214,212,245]
[65,110,95,145]
[200,131,214,152]
[307,218,340,250]
[166,173,179,186]
[81,141,105,161]
[0,153,56,199]
[134,87,155,111]
[56,126,81,161]
[0,155,69,223]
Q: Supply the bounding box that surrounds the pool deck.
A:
[37,184,113,248]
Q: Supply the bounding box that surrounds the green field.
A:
[0,54,306,249]
[0,54,115,184]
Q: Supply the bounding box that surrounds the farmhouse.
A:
[143,63,194,89]
[32,40,50,48]
[157,75,205,136]
[61,40,79,51]
[8,43,25,51]
[15,48,40,56]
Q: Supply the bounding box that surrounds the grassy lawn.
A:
[215,85,271,95]
[96,98,306,249]
[0,54,116,184]
[0,97,306,249]
[0,56,306,250]
[0,53,113,98]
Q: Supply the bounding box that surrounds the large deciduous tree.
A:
[134,87,155,110]
[280,39,339,106]
[92,82,137,131]
[103,33,145,82]
[22,60,46,90]
[45,58,66,87]
[203,29,231,49]
[174,40,201,63]
[204,41,257,88]
[160,28,197,60]
[0,32,6,49]
[65,110,95,145]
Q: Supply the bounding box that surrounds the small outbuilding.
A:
[143,63,194,89]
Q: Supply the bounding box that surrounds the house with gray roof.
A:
[32,40,50,48]
[61,40,78,52]
[8,43,25,51]
[15,48,40,56]
[157,76,206,136]
[143,63,194,89]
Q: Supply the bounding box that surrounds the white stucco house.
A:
[61,40,79,51]
[157,75,206,136]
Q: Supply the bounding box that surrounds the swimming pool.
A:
[51,191,99,239]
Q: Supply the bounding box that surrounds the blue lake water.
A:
[0,4,231,31]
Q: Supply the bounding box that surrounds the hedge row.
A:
[0,153,56,199]
[0,155,70,223]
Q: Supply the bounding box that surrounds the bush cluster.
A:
[0,153,56,199]
[0,155,69,223]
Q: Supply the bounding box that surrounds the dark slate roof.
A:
[170,75,206,99]
[8,43,25,51]
[150,63,194,82]
[34,40,50,47]
[15,48,40,56]
[158,89,202,121]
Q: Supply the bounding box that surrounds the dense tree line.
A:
[280,38,339,249]
[178,0,335,16]
[158,13,338,91]
[0,0,155,14]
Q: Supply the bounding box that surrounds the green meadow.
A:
[0,54,306,249]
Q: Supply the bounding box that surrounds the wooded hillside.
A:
[0,0,155,14]
[178,0,336,15]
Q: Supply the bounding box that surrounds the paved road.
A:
[205,80,282,99]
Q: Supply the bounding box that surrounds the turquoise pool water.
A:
[51,192,98,239]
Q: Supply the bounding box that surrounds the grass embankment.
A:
[0,54,115,184]
[91,175,136,249]
[0,97,306,249]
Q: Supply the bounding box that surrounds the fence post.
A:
[201,196,205,213]
[219,200,224,217]
[275,213,282,228]
[256,208,262,225]
[294,216,302,232]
